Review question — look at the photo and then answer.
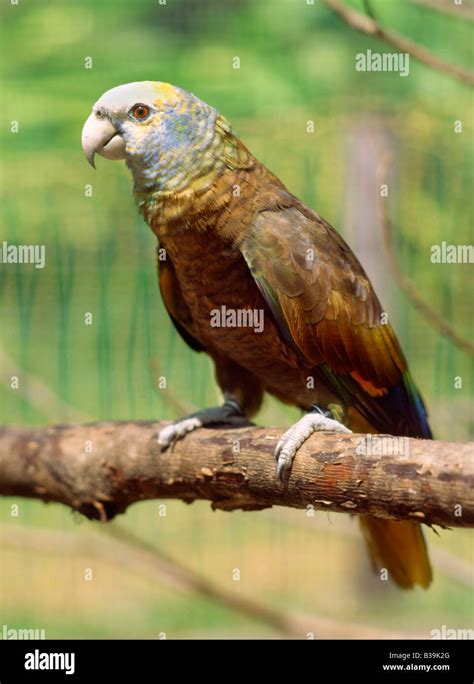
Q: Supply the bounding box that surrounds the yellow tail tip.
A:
[360,517,433,589]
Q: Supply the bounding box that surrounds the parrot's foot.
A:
[157,399,249,452]
[275,407,352,482]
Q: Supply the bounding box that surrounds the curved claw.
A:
[276,452,293,483]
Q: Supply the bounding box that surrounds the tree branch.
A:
[324,0,474,86]
[0,421,472,527]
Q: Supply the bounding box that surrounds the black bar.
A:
[0,638,471,682]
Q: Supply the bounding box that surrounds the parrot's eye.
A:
[131,104,151,120]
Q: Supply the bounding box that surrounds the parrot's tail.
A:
[359,516,432,589]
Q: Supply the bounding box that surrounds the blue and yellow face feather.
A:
[87,81,228,193]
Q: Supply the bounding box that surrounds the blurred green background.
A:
[0,0,472,638]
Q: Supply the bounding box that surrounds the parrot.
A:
[82,81,433,589]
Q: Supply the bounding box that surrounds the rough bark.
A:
[0,422,472,527]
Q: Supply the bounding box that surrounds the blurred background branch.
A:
[324,0,474,85]
[0,523,419,639]
[0,345,89,423]
[410,0,474,21]
[373,145,474,358]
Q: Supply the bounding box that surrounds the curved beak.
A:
[81,113,126,168]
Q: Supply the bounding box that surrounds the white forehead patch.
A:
[94,81,170,112]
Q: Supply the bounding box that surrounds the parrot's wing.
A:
[157,251,204,352]
[242,206,431,438]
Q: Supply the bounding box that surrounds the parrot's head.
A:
[82,81,226,193]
